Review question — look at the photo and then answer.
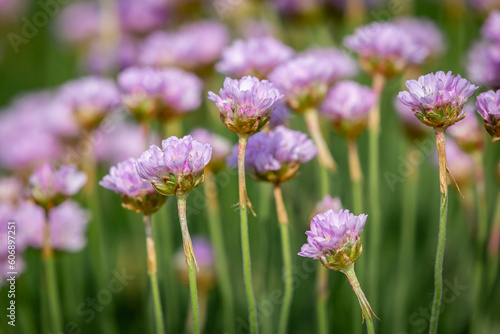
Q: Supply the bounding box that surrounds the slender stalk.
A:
[393,145,420,331]
[42,210,63,334]
[203,169,235,333]
[143,215,165,334]
[273,185,294,334]
[304,108,337,172]
[367,73,385,307]
[238,134,259,334]
[429,129,449,334]
[316,152,330,334]
[347,138,364,214]
[340,264,376,334]
[177,194,200,334]
[487,190,500,290]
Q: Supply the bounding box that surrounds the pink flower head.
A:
[476,89,500,141]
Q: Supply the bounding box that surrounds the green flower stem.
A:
[177,194,200,334]
[273,185,294,334]
[347,138,364,214]
[393,145,420,331]
[340,264,375,334]
[203,169,235,333]
[304,108,337,172]
[143,215,165,334]
[367,73,385,307]
[429,129,449,334]
[42,210,63,334]
[487,190,500,290]
[238,134,259,334]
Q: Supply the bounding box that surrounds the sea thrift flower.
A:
[299,209,366,270]
[269,49,357,112]
[100,158,167,215]
[448,103,484,152]
[118,0,168,34]
[216,36,294,78]
[134,136,212,196]
[29,163,87,210]
[482,11,500,43]
[58,76,121,129]
[227,125,317,183]
[476,89,500,142]
[393,98,430,141]
[46,201,90,252]
[344,22,427,77]
[208,76,283,135]
[466,41,500,88]
[397,71,479,130]
[56,2,101,45]
[139,21,228,70]
[394,17,446,60]
[320,81,376,138]
[189,128,232,172]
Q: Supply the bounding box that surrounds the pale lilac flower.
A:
[134,136,212,196]
[268,49,356,112]
[189,128,232,172]
[311,195,343,219]
[476,89,500,141]
[208,76,283,135]
[448,103,484,151]
[56,2,101,44]
[101,158,166,214]
[139,21,228,70]
[118,0,168,34]
[58,76,121,129]
[227,125,317,183]
[482,11,500,42]
[320,81,376,138]
[216,36,294,78]
[29,163,87,209]
[466,41,500,88]
[299,209,367,270]
[395,17,446,59]
[47,201,90,252]
[393,98,430,140]
[96,122,156,166]
[397,71,479,129]
[344,22,428,77]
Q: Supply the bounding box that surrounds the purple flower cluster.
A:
[118,66,203,121]
[139,21,228,70]
[476,89,500,141]
[320,81,376,138]
[134,136,212,196]
[29,163,87,209]
[298,209,367,270]
[58,76,121,129]
[208,76,283,135]
[394,17,446,59]
[268,49,357,112]
[397,71,479,129]
[216,36,294,78]
[100,158,166,215]
[227,125,317,183]
[467,11,500,88]
[344,22,428,77]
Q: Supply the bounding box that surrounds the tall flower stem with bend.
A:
[238,134,259,333]
[142,215,165,334]
[177,194,201,334]
[429,128,449,334]
[367,73,385,306]
[42,209,63,334]
[203,169,235,333]
[273,184,293,334]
